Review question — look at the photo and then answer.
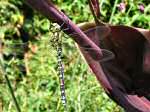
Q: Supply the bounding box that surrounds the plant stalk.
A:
[0,42,21,112]
[25,0,103,61]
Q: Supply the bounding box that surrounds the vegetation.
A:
[0,0,149,112]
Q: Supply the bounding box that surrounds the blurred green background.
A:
[0,0,149,112]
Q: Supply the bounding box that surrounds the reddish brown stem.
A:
[25,0,103,60]
[88,0,104,26]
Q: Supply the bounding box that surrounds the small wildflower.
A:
[29,44,38,53]
[117,2,126,13]
[138,4,145,13]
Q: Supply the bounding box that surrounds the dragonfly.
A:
[1,25,114,111]
[1,22,150,111]
[49,23,68,109]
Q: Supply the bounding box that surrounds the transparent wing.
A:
[84,25,111,41]
[0,25,115,62]
[80,25,115,62]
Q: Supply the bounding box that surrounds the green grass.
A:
[0,0,149,112]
